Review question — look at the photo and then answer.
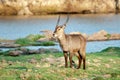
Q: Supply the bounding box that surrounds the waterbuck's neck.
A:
[57,32,67,45]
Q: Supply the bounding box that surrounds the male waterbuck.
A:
[53,15,86,69]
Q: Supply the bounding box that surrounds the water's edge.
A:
[0,14,120,52]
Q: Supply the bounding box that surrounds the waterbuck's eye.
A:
[57,28,61,31]
[58,29,60,31]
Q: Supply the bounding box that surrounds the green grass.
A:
[26,34,44,42]
[15,38,32,46]
[0,47,120,80]
[15,34,44,46]
[35,41,55,46]
[15,34,55,46]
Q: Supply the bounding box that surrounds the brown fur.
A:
[53,25,86,69]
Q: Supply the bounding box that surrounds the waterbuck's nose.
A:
[53,33,55,37]
[53,33,57,38]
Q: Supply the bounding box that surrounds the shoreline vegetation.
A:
[0,0,120,16]
[0,30,120,48]
[0,30,120,56]
[0,47,120,80]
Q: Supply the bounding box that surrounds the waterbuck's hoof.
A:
[65,65,68,68]
[69,66,75,69]
[65,66,68,68]
[76,67,80,69]
[83,67,86,70]
[83,68,86,70]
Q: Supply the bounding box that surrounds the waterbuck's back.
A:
[65,34,86,52]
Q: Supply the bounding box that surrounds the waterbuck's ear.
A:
[63,24,66,29]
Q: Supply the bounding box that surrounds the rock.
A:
[105,64,111,68]
[38,30,120,42]
[0,43,20,48]
[41,57,55,64]
[8,61,13,65]
[39,48,46,53]
[28,49,40,54]
[19,48,29,54]
[38,38,50,42]
[93,59,101,63]
[1,0,119,15]
[56,57,64,63]
[39,48,60,53]
[18,7,33,15]
[87,30,120,41]
[0,0,119,15]
[38,30,54,41]
[5,47,60,56]
[41,57,65,67]
[35,63,41,68]
[47,48,60,53]
[29,58,37,64]
[103,74,111,78]
[27,69,32,72]
[20,73,25,80]
[20,72,30,80]
[9,50,23,56]
[110,34,120,40]
[42,63,51,67]
[40,30,53,38]
[97,30,108,35]
[1,59,6,63]
[88,30,108,41]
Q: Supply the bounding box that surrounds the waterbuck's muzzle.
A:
[53,33,55,37]
[53,33,57,38]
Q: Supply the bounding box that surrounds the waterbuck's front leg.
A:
[63,51,68,68]
[69,53,74,68]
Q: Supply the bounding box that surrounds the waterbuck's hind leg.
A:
[82,51,86,70]
[72,60,77,68]
[76,51,82,69]
[83,58,86,70]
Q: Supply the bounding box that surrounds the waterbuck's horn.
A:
[1,0,5,4]
[64,14,69,26]
[56,15,60,26]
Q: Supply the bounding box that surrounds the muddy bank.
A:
[0,47,60,56]
[0,0,120,15]
[39,30,120,42]
[0,30,120,48]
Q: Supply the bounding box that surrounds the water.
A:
[24,40,120,53]
[0,14,120,39]
[86,40,120,53]
[0,14,120,52]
